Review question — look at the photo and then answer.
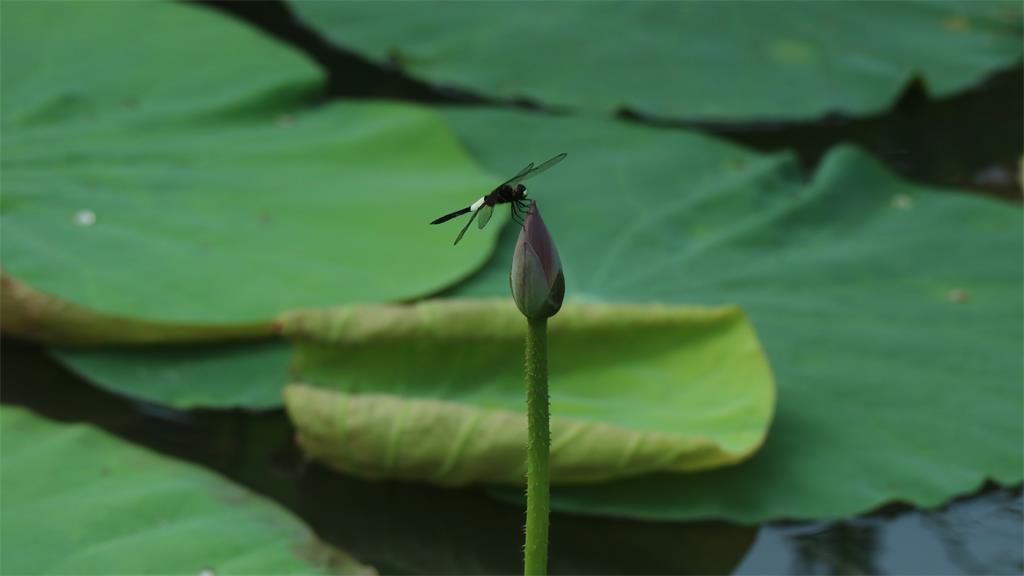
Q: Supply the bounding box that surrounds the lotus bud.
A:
[510,201,564,319]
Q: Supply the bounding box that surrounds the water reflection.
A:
[922,489,1023,575]
[735,488,1023,575]
[3,339,1021,575]
[790,523,882,575]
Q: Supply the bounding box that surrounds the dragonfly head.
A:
[515,184,527,198]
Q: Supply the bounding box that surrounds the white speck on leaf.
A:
[890,194,913,210]
[198,568,215,576]
[74,209,96,226]
[947,288,970,304]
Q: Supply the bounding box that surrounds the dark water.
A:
[3,339,1021,575]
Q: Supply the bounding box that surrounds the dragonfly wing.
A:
[530,152,567,175]
[506,153,567,187]
[454,210,478,245]
[477,204,493,229]
[499,162,534,188]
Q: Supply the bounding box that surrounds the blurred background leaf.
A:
[438,108,1021,522]
[0,406,370,575]
[1,1,501,331]
[43,102,1022,524]
[54,341,293,410]
[289,0,1022,121]
[2,1,319,124]
[48,109,768,409]
[0,274,274,345]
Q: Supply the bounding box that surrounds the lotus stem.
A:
[524,315,550,576]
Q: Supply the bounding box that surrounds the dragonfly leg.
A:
[510,202,526,229]
[510,203,521,227]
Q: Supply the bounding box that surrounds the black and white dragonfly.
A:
[430,153,567,245]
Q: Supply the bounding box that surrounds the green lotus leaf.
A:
[1,274,273,345]
[2,2,319,124]
[281,299,775,485]
[439,108,1022,522]
[1,0,500,336]
[0,407,371,574]
[48,110,768,409]
[54,340,293,410]
[41,103,1021,524]
[288,0,1022,121]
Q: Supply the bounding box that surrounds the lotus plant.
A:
[510,201,564,576]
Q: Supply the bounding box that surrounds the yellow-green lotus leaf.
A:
[281,299,774,486]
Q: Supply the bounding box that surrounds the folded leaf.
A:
[0,407,371,575]
[1,274,272,345]
[282,300,775,485]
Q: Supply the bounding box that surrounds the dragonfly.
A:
[430,153,567,245]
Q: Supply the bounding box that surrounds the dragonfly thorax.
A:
[485,184,527,207]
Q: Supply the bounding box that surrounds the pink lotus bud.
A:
[510,201,564,319]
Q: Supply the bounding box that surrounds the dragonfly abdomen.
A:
[430,206,471,225]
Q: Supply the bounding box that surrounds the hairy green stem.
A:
[524,316,550,576]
